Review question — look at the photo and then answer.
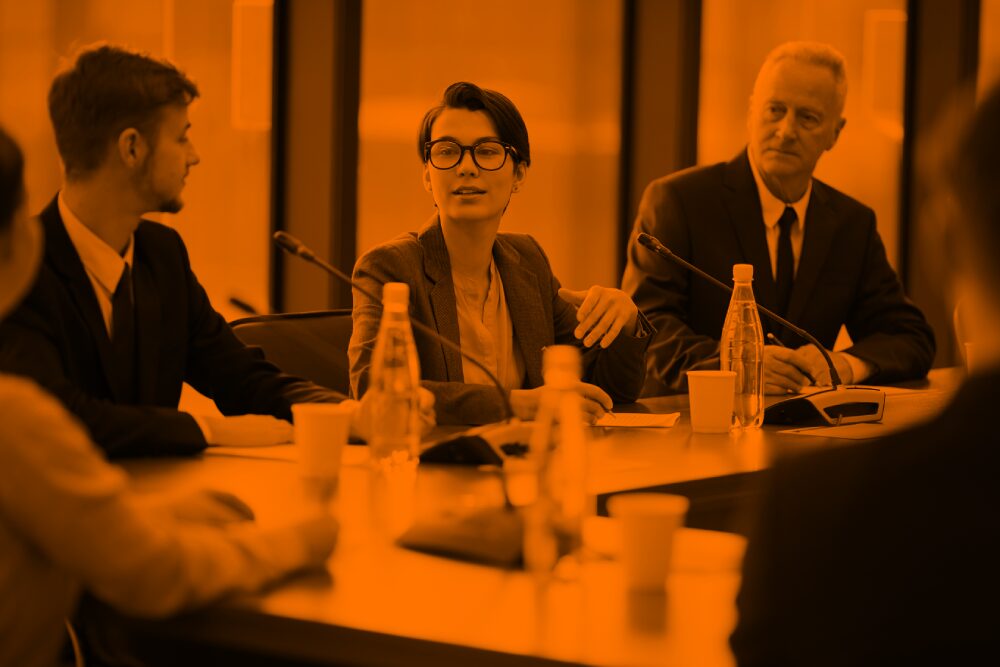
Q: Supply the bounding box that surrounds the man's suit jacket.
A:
[731,369,1000,665]
[622,150,935,394]
[0,197,341,457]
[349,217,651,424]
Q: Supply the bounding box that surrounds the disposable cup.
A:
[686,370,736,433]
[608,493,689,591]
[292,402,354,501]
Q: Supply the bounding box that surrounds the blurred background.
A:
[1,0,997,367]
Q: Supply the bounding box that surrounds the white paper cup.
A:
[608,493,689,591]
[686,370,736,433]
[292,403,354,500]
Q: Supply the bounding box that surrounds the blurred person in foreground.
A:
[349,82,652,425]
[0,44,432,457]
[0,125,338,667]
[730,82,1000,665]
[622,41,934,395]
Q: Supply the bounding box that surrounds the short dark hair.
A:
[418,82,531,166]
[0,126,25,235]
[48,44,199,179]
[947,82,1000,281]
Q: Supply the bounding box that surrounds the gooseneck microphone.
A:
[637,232,842,386]
[273,231,516,423]
[637,231,886,426]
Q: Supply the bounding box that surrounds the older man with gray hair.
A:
[623,41,934,395]
[730,79,1000,665]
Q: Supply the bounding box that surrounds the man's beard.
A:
[154,197,184,214]
[134,156,185,214]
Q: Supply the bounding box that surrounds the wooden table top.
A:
[118,448,745,667]
[109,368,961,666]
[589,368,960,494]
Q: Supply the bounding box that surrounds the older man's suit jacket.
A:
[0,197,341,458]
[731,369,1000,665]
[349,217,651,424]
[622,150,935,395]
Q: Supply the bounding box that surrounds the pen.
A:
[766,333,817,386]
[765,332,786,347]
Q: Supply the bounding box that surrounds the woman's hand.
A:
[352,388,436,441]
[558,286,639,348]
[510,382,613,424]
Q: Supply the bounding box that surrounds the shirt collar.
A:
[747,149,812,231]
[58,191,135,294]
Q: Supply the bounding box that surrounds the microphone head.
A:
[637,232,669,254]
[273,231,315,260]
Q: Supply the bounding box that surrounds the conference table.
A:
[590,368,960,532]
[103,369,961,667]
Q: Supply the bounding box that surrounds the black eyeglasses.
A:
[423,139,517,171]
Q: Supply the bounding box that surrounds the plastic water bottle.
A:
[719,264,765,428]
[523,345,590,575]
[367,282,421,536]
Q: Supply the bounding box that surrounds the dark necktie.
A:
[775,206,797,319]
[111,264,137,403]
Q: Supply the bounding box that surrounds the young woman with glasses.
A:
[348,82,651,425]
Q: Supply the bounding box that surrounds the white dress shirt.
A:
[58,192,133,338]
[747,149,810,279]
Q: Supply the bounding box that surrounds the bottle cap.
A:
[543,345,582,385]
[382,282,410,306]
[733,264,754,282]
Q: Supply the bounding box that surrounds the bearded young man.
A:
[0,45,431,457]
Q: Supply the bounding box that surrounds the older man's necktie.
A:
[775,206,797,320]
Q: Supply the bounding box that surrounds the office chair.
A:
[230,309,354,395]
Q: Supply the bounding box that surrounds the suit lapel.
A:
[722,151,778,314]
[419,219,465,381]
[785,182,838,334]
[493,237,546,388]
[39,197,125,401]
[131,230,161,403]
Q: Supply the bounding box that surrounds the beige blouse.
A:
[452,259,526,393]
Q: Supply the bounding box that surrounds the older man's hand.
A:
[763,346,814,394]
[793,344,854,386]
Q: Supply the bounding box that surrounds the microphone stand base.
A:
[764,386,886,427]
[420,421,532,466]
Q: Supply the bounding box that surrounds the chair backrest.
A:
[230,310,354,395]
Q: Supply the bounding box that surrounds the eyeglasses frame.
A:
[423,139,519,171]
